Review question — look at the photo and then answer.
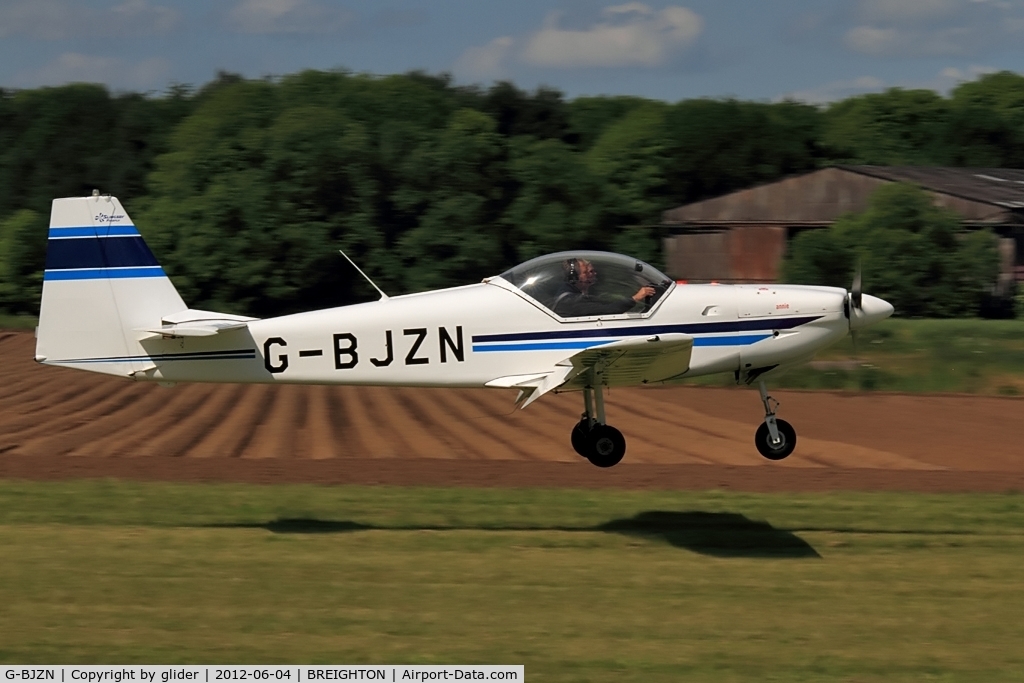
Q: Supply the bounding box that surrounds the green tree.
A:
[0,210,46,314]
[482,82,572,142]
[394,109,508,291]
[565,95,649,151]
[944,72,1024,167]
[586,103,671,264]
[664,99,824,204]
[502,136,602,261]
[782,183,999,317]
[822,88,951,165]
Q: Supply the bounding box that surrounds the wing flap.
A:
[486,333,694,409]
[579,332,694,386]
[564,333,694,388]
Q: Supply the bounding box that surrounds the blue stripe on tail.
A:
[44,221,162,281]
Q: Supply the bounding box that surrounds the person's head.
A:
[564,257,596,290]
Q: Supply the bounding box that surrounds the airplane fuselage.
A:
[119,279,853,387]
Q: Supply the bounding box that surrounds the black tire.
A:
[755,419,797,460]
[587,424,626,468]
[570,419,590,457]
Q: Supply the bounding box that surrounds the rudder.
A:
[35,193,187,376]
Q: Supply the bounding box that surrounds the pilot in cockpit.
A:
[552,257,656,318]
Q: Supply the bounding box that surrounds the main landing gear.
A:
[754,380,796,460]
[569,378,797,466]
[570,382,626,468]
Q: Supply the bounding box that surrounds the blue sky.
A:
[1,0,1023,102]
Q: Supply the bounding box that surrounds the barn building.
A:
[661,165,1024,292]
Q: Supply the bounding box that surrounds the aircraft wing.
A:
[486,333,694,408]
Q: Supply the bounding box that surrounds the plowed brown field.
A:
[2,330,1022,491]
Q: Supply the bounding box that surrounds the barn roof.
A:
[842,165,1024,209]
[663,165,1024,226]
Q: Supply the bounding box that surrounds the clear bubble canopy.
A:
[498,251,674,318]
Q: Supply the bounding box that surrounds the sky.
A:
[1,0,1023,103]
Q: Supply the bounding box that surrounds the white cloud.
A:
[857,0,960,25]
[455,36,515,80]
[845,24,990,56]
[844,26,901,54]
[783,66,1004,104]
[780,76,885,104]
[522,4,703,68]
[0,0,179,40]
[455,3,704,78]
[15,53,171,90]
[227,0,355,35]
[844,0,1024,56]
[939,63,997,83]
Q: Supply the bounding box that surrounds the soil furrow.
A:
[427,390,525,460]
[299,385,337,460]
[17,382,170,457]
[0,369,80,406]
[228,385,280,458]
[382,389,462,458]
[12,374,128,417]
[356,387,426,458]
[4,381,142,449]
[67,384,203,458]
[4,325,1024,488]
[186,384,272,458]
[332,386,398,458]
[243,386,305,459]
[607,399,749,465]
[136,385,242,458]
[395,389,487,459]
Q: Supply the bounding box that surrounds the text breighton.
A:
[306,672,385,680]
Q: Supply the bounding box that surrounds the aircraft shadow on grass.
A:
[208,510,819,559]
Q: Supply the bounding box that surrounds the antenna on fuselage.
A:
[338,249,389,301]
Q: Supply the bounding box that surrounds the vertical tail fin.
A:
[35,194,188,376]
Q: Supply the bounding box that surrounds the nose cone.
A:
[850,293,894,330]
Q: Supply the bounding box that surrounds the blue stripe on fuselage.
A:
[472,333,774,353]
[53,349,257,364]
[693,334,772,346]
[473,340,611,352]
[470,316,821,343]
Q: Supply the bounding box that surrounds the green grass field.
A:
[0,314,36,330]
[2,481,1023,681]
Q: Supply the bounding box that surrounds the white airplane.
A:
[36,193,894,467]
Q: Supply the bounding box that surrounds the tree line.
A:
[2,69,1022,317]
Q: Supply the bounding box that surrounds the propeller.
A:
[847,260,863,356]
[850,261,862,310]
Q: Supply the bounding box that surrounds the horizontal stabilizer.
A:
[136,308,257,340]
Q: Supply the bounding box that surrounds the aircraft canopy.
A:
[498,251,673,318]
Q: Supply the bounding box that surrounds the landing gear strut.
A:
[754,380,796,460]
[570,381,626,468]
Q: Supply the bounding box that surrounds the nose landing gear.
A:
[755,380,796,460]
[570,381,626,468]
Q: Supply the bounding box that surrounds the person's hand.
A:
[632,285,656,302]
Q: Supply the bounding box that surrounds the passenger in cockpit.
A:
[552,257,656,318]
